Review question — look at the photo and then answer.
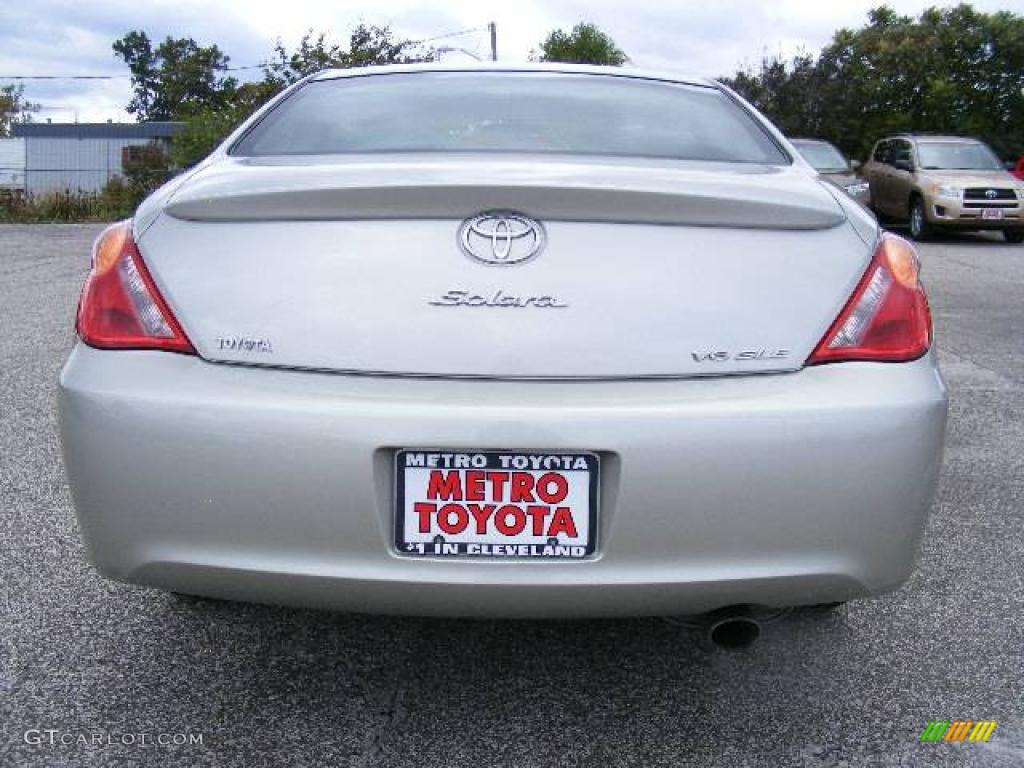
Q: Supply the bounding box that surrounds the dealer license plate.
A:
[395,450,599,559]
[982,209,1004,220]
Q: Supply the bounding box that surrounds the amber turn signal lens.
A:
[92,221,131,275]
[880,234,920,289]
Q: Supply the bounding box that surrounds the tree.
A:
[534,22,628,65]
[0,83,39,136]
[722,52,825,138]
[721,4,1024,161]
[113,31,237,121]
[264,24,433,88]
[816,4,1024,159]
[346,23,432,68]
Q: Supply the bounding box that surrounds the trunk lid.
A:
[139,155,869,379]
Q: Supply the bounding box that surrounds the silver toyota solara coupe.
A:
[59,63,948,618]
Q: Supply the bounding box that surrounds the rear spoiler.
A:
[164,156,847,230]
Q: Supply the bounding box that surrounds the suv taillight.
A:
[76,221,194,354]
[807,233,931,364]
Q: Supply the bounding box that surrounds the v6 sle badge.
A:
[692,348,790,362]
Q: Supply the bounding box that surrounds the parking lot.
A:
[1,223,1021,767]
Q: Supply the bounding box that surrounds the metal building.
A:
[0,138,26,190]
[11,122,183,195]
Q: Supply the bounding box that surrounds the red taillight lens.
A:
[807,233,932,365]
[76,221,194,354]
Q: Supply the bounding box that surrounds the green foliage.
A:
[26,191,102,221]
[264,25,434,88]
[533,22,628,65]
[0,83,39,137]
[0,177,160,223]
[0,189,125,223]
[113,31,237,121]
[723,53,824,137]
[97,176,136,219]
[722,3,1024,161]
[121,141,173,200]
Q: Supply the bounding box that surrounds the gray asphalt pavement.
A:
[1,223,1022,767]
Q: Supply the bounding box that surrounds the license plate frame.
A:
[982,208,1005,220]
[394,450,600,560]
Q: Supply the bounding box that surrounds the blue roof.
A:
[12,122,184,139]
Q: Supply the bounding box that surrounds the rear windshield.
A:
[232,71,789,164]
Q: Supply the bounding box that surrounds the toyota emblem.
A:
[458,212,545,266]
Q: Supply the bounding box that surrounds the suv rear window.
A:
[232,71,789,165]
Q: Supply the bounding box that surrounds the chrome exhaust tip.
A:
[702,606,762,650]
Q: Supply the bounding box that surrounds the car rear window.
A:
[232,71,789,165]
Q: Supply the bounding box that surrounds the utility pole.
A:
[488,21,497,61]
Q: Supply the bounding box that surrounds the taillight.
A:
[807,233,931,364]
[76,220,194,354]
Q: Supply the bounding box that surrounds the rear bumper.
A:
[59,344,948,617]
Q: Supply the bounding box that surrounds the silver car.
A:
[790,138,871,206]
[59,64,947,619]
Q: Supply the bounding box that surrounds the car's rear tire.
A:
[1004,230,1024,244]
[909,197,930,241]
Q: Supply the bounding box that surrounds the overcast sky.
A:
[4,0,1024,122]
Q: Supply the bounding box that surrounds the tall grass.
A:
[0,177,141,223]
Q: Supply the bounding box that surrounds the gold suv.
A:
[862,134,1024,243]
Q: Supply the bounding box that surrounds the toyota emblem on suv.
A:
[459,212,546,265]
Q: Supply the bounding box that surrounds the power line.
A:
[0,74,127,80]
[0,62,270,80]
[410,26,482,45]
